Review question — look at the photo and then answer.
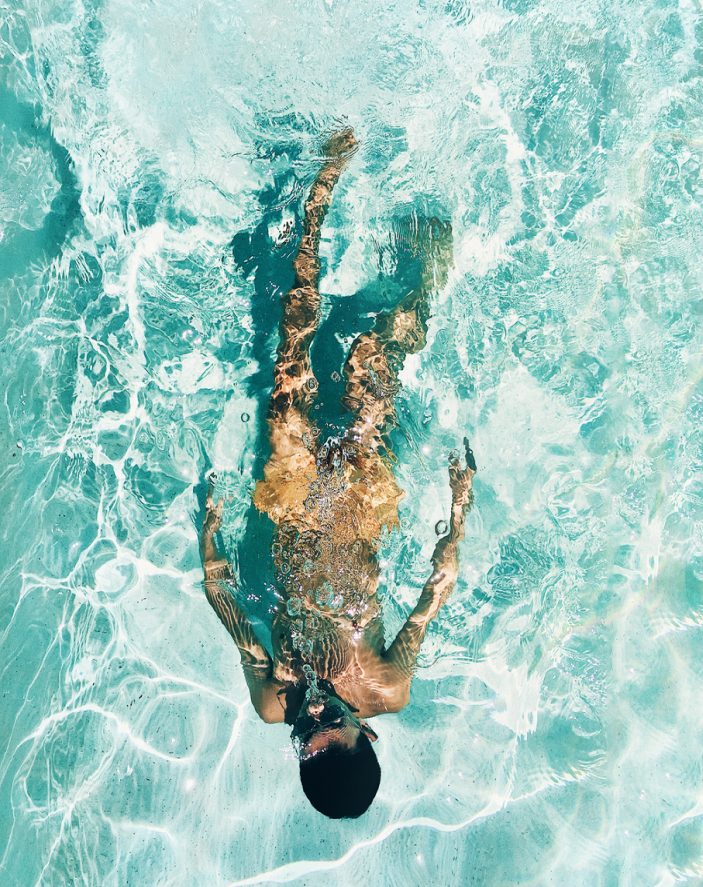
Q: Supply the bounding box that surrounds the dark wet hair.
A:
[298,733,381,819]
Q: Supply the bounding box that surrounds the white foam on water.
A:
[2,0,703,884]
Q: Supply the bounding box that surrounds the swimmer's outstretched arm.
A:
[200,487,287,722]
[381,443,476,700]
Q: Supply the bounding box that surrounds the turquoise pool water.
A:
[2,0,703,883]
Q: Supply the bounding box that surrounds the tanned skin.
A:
[200,127,475,757]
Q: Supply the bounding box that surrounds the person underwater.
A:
[200,127,476,818]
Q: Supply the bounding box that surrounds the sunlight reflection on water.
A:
[1,0,703,884]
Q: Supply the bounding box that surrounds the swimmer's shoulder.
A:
[336,646,411,718]
[339,676,409,719]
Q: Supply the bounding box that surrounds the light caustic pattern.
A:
[1,0,703,884]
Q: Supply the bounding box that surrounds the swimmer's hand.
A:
[448,438,476,513]
[200,474,227,569]
[379,440,477,700]
[422,439,476,612]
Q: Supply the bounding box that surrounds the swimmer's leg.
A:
[341,218,453,451]
[266,128,358,461]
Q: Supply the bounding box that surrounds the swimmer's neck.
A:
[276,669,403,721]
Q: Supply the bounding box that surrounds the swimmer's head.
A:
[292,691,381,818]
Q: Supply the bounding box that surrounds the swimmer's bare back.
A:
[200,127,475,724]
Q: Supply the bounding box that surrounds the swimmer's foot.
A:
[420,217,454,291]
[463,438,477,472]
[291,127,357,290]
[391,215,454,290]
[321,126,358,165]
[448,438,475,512]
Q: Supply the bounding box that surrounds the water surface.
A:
[1,0,703,884]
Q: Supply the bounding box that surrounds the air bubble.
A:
[286,598,301,616]
[316,583,333,606]
[400,517,411,530]
[435,520,448,535]
[305,614,318,632]
[241,413,250,423]
[302,663,318,690]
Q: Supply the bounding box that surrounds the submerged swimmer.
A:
[200,127,475,818]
